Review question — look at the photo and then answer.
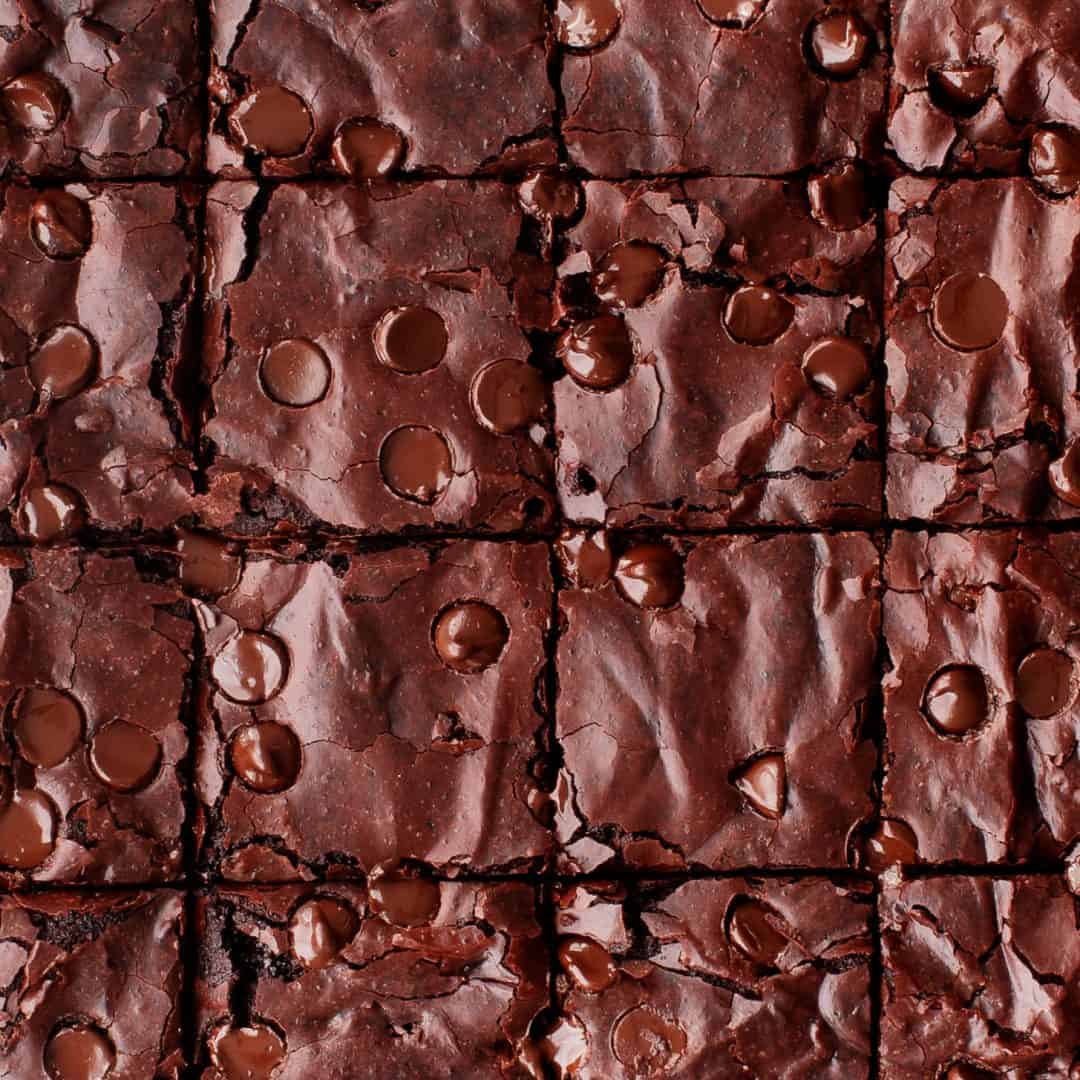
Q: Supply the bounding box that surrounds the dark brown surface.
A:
[559,0,887,177]
[555,531,880,872]
[884,530,1080,864]
[0,0,202,177]
[195,541,552,879]
[0,889,184,1076]
[889,0,1080,175]
[554,178,882,529]
[208,0,555,178]
[0,182,197,541]
[196,882,548,1078]
[0,547,193,885]
[548,876,873,1078]
[197,181,553,538]
[881,874,1080,1077]
[886,177,1080,522]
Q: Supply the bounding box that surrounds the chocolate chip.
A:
[611,1005,688,1073]
[470,359,547,435]
[289,897,360,969]
[592,242,667,309]
[614,542,684,609]
[331,118,406,179]
[930,272,1008,351]
[212,631,289,704]
[373,306,449,374]
[378,426,454,503]
[726,897,790,965]
[807,12,873,78]
[1015,647,1074,718]
[44,1024,116,1080]
[19,484,86,543]
[29,192,92,261]
[922,664,990,736]
[433,601,509,673]
[30,325,97,400]
[229,722,303,794]
[928,64,994,116]
[698,0,768,29]
[802,336,871,399]
[2,72,67,134]
[368,862,442,926]
[0,789,57,869]
[177,530,242,598]
[260,338,332,407]
[556,315,636,391]
[724,285,794,346]
[554,0,622,51]
[807,162,871,231]
[732,752,786,819]
[89,721,162,793]
[557,935,618,992]
[229,85,313,157]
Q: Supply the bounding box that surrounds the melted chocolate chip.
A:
[928,65,995,116]
[2,72,67,134]
[724,285,794,346]
[379,425,454,503]
[859,818,919,871]
[229,722,303,794]
[30,325,97,399]
[212,631,289,704]
[592,242,667,309]
[553,0,622,50]
[19,484,86,542]
[517,170,582,223]
[89,720,161,793]
[558,935,618,992]
[726,897,790,965]
[1049,439,1080,508]
[289,897,360,968]
[698,0,768,29]
[556,315,635,391]
[923,664,990,736]
[331,118,406,179]
[1016,647,1074,717]
[807,162,870,231]
[177,530,242,598]
[0,789,57,868]
[930,272,1009,352]
[30,192,92,261]
[802,336,871,399]
[44,1024,116,1080]
[209,1023,287,1080]
[1030,128,1080,196]
[807,12,873,78]
[470,359,547,435]
[556,529,614,588]
[259,338,331,407]
[521,1015,589,1077]
[614,542,684,609]
[732,752,786,819]
[229,85,313,157]
[12,688,83,768]
[611,1005,688,1075]
[433,601,509,673]
[368,863,442,926]
[373,306,449,374]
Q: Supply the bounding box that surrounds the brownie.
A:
[537,876,872,1078]
[554,178,882,528]
[207,0,554,178]
[881,874,1080,1076]
[553,531,880,872]
[196,881,547,1078]
[0,548,194,884]
[0,889,185,1076]
[886,176,1080,523]
[558,0,887,177]
[884,529,1080,865]
[194,541,552,880]
[198,181,554,537]
[0,182,197,542]
[0,1,202,177]
[889,0,1080,176]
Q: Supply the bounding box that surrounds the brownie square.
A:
[0,548,194,885]
[884,529,1080,865]
[890,0,1080,177]
[554,531,880,872]
[0,182,197,541]
[554,178,882,529]
[886,176,1080,523]
[196,881,547,1077]
[0,890,185,1076]
[0,1,202,177]
[198,181,553,537]
[540,876,872,1078]
[208,0,555,178]
[194,541,552,880]
[558,0,887,177]
[881,874,1080,1077]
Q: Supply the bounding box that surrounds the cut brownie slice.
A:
[198,181,553,537]
[536,875,872,1078]
[554,531,880,872]
[194,541,552,880]
[881,874,1080,1077]
[0,890,185,1076]
[554,177,882,528]
[0,547,194,884]
[196,881,547,1077]
[884,529,1080,864]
